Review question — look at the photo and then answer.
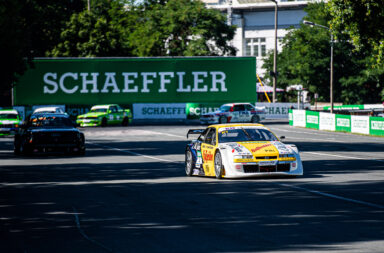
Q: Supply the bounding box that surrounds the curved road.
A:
[0,121,383,253]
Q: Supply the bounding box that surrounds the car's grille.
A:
[243,165,259,173]
[33,132,78,145]
[255,156,277,160]
[202,115,213,118]
[243,164,291,173]
[277,163,290,172]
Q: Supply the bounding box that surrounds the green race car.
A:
[0,109,22,136]
[76,104,132,127]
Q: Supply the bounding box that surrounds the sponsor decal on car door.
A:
[201,128,217,176]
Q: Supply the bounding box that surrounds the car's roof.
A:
[34,107,61,111]
[91,104,115,109]
[0,109,18,114]
[31,113,69,118]
[222,103,252,106]
[208,123,265,129]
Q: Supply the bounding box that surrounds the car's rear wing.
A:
[187,129,205,139]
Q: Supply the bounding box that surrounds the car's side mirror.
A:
[108,110,112,114]
[280,136,286,140]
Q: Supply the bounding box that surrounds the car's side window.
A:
[245,104,254,111]
[233,105,245,111]
[198,128,209,142]
[110,106,118,113]
[204,128,216,145]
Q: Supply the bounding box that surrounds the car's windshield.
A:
[29,116,74,128]
[218,128,278,143]
[220,105,232,112]
[90,108,107,113]
[0,114,18,119]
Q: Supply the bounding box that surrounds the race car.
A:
[200,103,266,124]
[14,113,85,155]
[76,104,132,127]
[0,109,21,136]
[32,106,67,115]
[185,123,303,178]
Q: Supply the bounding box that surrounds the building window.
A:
[245,38,266,57]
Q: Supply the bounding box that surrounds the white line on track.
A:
[72,206,115,253]
[86,130,384,210]
[279,183,384,210]
[302,151,384,162]
[87,141,181,163]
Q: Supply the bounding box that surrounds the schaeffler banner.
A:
[14,57,256,105]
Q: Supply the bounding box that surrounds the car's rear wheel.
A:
[214,151,224,179]
[185,149,194,176]
[101,118,107,127]
[219,116,227,124]
[251,115,260,123]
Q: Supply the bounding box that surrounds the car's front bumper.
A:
[77,119,100,127]
[0,128,17,136]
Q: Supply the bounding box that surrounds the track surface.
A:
[0,121,384,253]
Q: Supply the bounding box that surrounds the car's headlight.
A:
[234,155,253,159]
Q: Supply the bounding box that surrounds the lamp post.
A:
[268,0,278,103]
[303,20,334,114]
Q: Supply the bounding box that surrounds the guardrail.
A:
[289,109,384,136]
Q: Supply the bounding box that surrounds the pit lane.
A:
[0,121,383,253]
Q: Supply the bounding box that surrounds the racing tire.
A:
[251,115,260,123]
[185,149,194,176]
[14,136,21,155]
[214,151,224,179]
[122,117,129,126]
[101,118,107,127]
[219,116,228,124]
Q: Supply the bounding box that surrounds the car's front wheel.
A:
[214,151,224,179]
[101,118,107,127]
[122,117,129,126]
[185,149,194,176]
[251,115,260,123]
[219,116,227,124]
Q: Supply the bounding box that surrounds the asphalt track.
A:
[0,121,384,253]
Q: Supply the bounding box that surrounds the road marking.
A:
[87,141,180,163]
[280,183,384,210]
[302,151,384,162]
[72,207,115,253]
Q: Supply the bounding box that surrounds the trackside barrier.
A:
[289,109,384,137]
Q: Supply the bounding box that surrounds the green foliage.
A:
[128,0,236,56]
[328,0,384,65]
[262,2,384,104]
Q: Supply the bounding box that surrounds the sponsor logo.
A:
[371,121,384,131]
[337,118,350,127]
[306,115,319,124]
[202,150,213,161]
[251,144,272,153]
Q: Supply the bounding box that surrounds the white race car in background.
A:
[200,103,266,124]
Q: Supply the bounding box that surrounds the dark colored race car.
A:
[14,113,85,155]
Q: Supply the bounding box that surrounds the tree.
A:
[328,0,384,65]
[128,0,236,56]
[0,0,85,106]
[262,2,384,104]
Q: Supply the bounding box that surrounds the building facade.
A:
[203,0,310,78]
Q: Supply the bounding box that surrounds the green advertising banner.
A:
[14,57,256,105]
[370,116,384,136]
[335,114,351,132]
[305,110,319,129]
[186,103,223,120]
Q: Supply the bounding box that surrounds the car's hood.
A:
[221,141,293,156]
[202,110,222,116]
[29,128,80,133]
[78,112,106,118]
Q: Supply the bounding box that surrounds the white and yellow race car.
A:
[185,124,303,178]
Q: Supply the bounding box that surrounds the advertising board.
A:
[319,112,335,131]
[351,116,370,135]
[305,110,319,129]
[335,114,351,132]
[370,117,384,136]
[133,103,186,119]
[14,57,256,105]
[292,110,306,127]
